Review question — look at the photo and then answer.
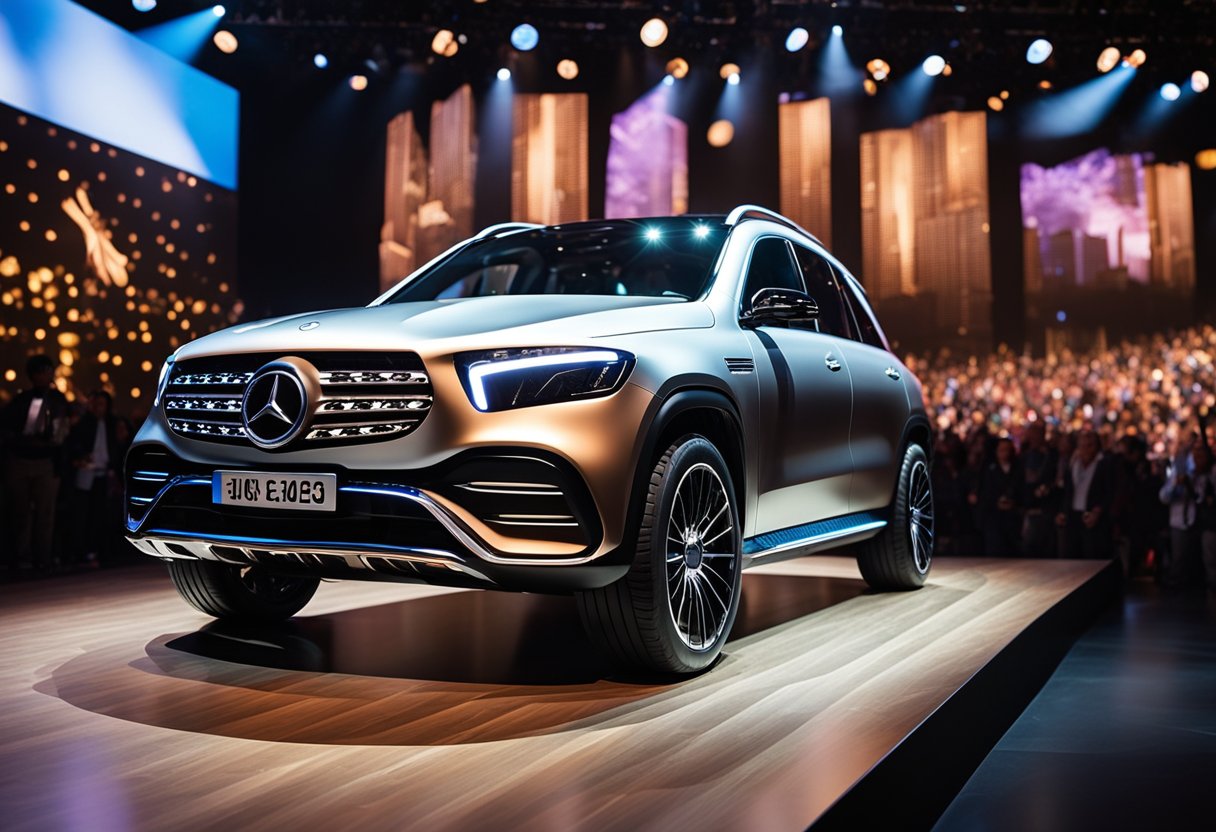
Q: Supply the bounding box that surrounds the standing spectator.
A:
[1053,432,1077,557]
[1115,436,1165,576]
[0,355,69,572]
[66,391,123,567]
[1020,422,1057,557]
[1158,437,1202,588]
[980,437,1022,556]
[1057,429,1115,559]
[1193,442,1216,592]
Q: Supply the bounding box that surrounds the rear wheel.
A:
[856,443,934,590]
[167,560,319,621]
[577,435,742,675]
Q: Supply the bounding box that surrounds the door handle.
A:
[885,366,902,381]
[825,353,842,372]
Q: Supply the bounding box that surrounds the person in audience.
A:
[1019,422,1057,557]
[980,437,1022,556]
[1,355,69,573]
[1193,441,1216,592]
[66,391,123,567]
[1057,429,1115,559]
[1159,436,1204,588]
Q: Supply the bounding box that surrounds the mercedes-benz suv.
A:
[126,205,934,674]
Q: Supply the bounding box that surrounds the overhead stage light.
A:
[863,78,878,96]
[866,58,890,81]
[1192,70,1210,93]
[213,30,237,54]
[707,120,734,148]
[1096,47,1120,73]
[727,72,741,86]
[1160,82,1181,101]
[211,4,225,17]
[349,74,368,91]
[1026,38,1053,65]
[987,96,1004,112]
[557,59,578,80]
[313,53,328,69]
[132,0,157,11]
[496,67,512,81]
[662,75,674,86]
[786,27,809,53]
[1125,49,1146,68]
[1196,149,1216,170]
[666,57,689,79]
[511,23,539,52]
[922,55,946,77]
[640,18,668,48]
[432,29,458,57]
[719,62,741,80]
[832,25,843,37]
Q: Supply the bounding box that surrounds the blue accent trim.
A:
[211,473,222,504]
[743,511,887,556]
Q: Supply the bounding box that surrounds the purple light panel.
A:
[605,86,688,218]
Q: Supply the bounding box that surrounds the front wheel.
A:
[856,443,934,590]
[577,435,743,675]
[167,559,319,621]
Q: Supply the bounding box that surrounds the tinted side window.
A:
[841,282,887,349]
[791,246,852,339]
[741,237,804,309]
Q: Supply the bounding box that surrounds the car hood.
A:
[175,295,715,360]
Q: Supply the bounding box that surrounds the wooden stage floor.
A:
[0,556,1113,831]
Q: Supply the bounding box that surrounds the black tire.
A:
[577,435,743,675]
[856,443,934,590]
[166,560,319,621]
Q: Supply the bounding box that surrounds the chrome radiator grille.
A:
[163,353,432,447]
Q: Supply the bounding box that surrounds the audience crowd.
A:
[2,324,1215,590]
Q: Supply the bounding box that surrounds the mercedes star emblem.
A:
[241,367,308,448]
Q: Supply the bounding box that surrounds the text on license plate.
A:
[212,471,338,512]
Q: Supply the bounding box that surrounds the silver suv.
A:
[127,205,934,674]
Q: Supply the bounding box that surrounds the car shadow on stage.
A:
[43,571,869,746]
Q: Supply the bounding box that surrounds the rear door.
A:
[742,237,854,534]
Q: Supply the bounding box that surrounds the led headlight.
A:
[152,354,175,407]
[457,347,635,412]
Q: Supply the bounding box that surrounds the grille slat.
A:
[164,352,432,448]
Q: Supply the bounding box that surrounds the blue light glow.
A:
[786,27,809,52]
[212,5,225,17]
[662,74,674,86]
[0,0,239,188]
[511,23,539,51]
[727,72,740,86]
[1021,64,1136,139]
[313,53,328,68]
[832,25,843,37]
[1056,310,1067,323]
[1026,38,1053,65]
[132,0,157,11]
[1160,82,1181,101]
[496,67,512,81]
[694,224,710,239]
[645,227,662,241]
[468,351,621,411]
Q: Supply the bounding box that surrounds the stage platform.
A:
[0,556,1118,831]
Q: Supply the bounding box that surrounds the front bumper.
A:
[125,444,633,593]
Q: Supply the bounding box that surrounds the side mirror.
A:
[740,288,820,327]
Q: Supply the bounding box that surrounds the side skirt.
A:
[742,510,887,567]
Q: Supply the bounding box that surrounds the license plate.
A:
[212,471,338,512]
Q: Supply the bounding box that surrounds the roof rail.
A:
[725,204,823,246]
[473,221,542,240]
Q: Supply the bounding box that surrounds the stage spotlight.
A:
[432,29,458,57]
[987,95,1004,112]
[786,27,809,53]
[942,63,953,77]
[707,119,734,147]
[645,227,661,242]
[1038,79,1052,90]
[666,58,689,79]
[922,55,946,77]
[511,23,539,52]
[863,78,878,96]
[1000,89,1010,99]
[1125,48,1146,68]
[719,62,741,80]
[496,67,511,81]
[1160,82,1181,101]
[1192,70,1210,93]
[866,59,891,81]
[727,72,741,86]
[832,25,843,37]
[1196,149,1216,170]
[313,53,328,69]
[557,59,579,80]
[211,4,225,17]
[640,18,668,48]
[1096,46,1120,73]
[349,74,368,91]
[1026,38,1052,65]
[213,30,237,54]
[662,75,674,86]
[694,224,710,239]
[132,0,157,11]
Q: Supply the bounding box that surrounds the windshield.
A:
[383,218,727,303]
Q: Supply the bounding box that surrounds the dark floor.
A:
[935,581,1216,832]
